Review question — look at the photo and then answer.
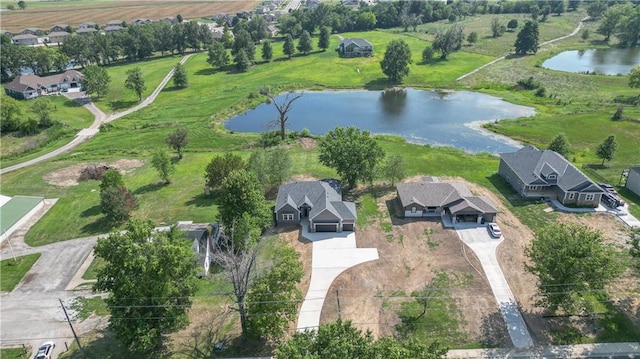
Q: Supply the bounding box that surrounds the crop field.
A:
[0,0,259,32]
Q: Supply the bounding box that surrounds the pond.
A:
[225,89,536,154]
[542,48,640,75]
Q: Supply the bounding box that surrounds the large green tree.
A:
[29,99,55,128]
[151,150,175,184]
[596,135,618,166]
[94,220,198,353]
[234,48,251,72]
[82,65,111,99]
[318,26,330,51]
[0,96,23,132]
[526,223,621,312]
[297,30,313,54]
[432,25,464,60]
[587,0,607,19]
[172,62,188,88]
[319,126,385,188]
[248,147,292,191]
[630,65,640,88]
[207,41,229,69]
[246,242,303,342]
[100,186,137,223]
[380,39,412,82]
[547,133,570,159]
[124,67,146,101]
[597,4,625,41]
[218,169,271,232]
[261,40,273,62]
[274,319,448,358]
[204,153,246,190]
[514,20,539,55]
[283,33,296,58]
[166,128,189,159]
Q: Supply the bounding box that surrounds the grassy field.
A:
[0,253,41,292]
[0,0,258,33]
[0,347,29,359]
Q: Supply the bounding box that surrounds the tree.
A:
[172,62,188,88]
[596,135,618,166]
[30,99,55,128]
[408,272,448,320]
[124,67,146,101]
[1,96,23,132]
[151,150,175,184]
[166,128,189,159]
[507,19,518,31]
[207,41,229,69]
[380,155,406,186]
[100,186,138,223]
[547,133,570,159]
[232,29,255,62]
[274,319,448,359]
[514,20,539,55]
[526,223,621,312]
[234,48,251,72]
[319,126,385,188]
[356,11,377,31]
[554,1,565,16]
[630,228,640,269]
[615,5,640,47]
[261,40,273,62]
[94,220,198,353]
[82,65,111,99]
[587,1,607,19]
[491,17,504,37]
[467,31,478,44]
[630,65,640,88]
[380,39,412,82]
[246,242,303,341]
[422,46,435,63]
[267,147,292,186]
[432,25,464,60]
[100,169,124,192]
[581,29,590,41]
[218,169,271,232]
[283,33,296,58]
[204,153,246,189]
[568,0,580,11]
[268,91,304,141]
[296,30,313,54]
[597,5,624,42]
[17,0,26,9]
[318,26,330,51]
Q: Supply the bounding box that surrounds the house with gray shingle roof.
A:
[625,167,640,197]
[396,177,497,223]
[76,27,98,35]
[275,179,357,232]
[337,38,373,58]
[5,70,83,100]
[50,24,69,33]
[499,145,604,208]
[21,28,44,36]
[48,31,70,44]
[12,34,38,46]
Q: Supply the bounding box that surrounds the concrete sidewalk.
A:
[447,341,639,358]
[550,199,640,228]
[296,223,378,331]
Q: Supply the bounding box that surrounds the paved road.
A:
[456,16,588,81]
[296,222,378,331]
[454,225,534,349]
[0,54,194,175]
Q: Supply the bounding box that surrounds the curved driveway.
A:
[0,54,194,175]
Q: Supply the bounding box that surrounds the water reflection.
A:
[542,48,640,75]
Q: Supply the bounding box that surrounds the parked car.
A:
[487,223,502,238]
[602,193,625,208]
[598,183,618,195]
[34,341,55,359]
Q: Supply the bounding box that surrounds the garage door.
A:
[315,224,337,232]
[343,224,354,231]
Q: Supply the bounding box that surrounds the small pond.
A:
[225,89,536,154]
[542,48,640,75]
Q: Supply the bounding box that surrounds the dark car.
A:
[598,183,617,195]
[602,193,625,208]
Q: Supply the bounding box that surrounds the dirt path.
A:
[456,17,588,81]
[0,53,194,175]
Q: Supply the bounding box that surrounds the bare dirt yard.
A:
[43,159,144,187]
[1,0,259,33]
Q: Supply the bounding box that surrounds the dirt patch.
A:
[299,137,317,149]
[43,159,144,187]
[289,174,319,183]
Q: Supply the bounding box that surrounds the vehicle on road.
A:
[487,223,502,238]
[34,341,55,359]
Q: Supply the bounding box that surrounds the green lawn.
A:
[0,347,29,359]
[0,253,41,292]
[81,256,105,280]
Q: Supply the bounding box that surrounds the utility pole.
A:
[59,298,86,358]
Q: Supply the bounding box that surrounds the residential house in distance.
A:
[177,221,219,277]
[12,34,38,45]
[132,18,153,25]
[625,167,640,197]
[306,0,322,9]
[104,25,125,34]
[275,179,357,232]
[50,24,69,33]
[106,20,124,27]
[262,13,277,22]
[396,177,497,224]
[76,27,98,35]
[267,25,279,37]
[5,70,84,100]
[499,145,605,208]
[48,31,70,44]
[21,28,44,36]
[1,30,13,37]
[337,38,373,57]
[160,16,179,24]
[79,22,98,29]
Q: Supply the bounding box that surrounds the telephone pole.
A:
[59,298,86,358]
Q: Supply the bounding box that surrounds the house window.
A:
[568,192,575,200]
[411,207,417,213]
[548,174,557,179]
[282,213,294,221]
[585,194,595,201]
[529,185,540,191]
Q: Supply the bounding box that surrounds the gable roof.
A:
[397,180,497,214]
[339,38,372,48]
[13,34,37,40]
[48,31,70,37]
[51,24,69,30]
[106,20,124,26]
[76,27,97,33]
[4,70,84,93]
[500,146,603,193]
[104,25,125,32]
[275,180,356,221]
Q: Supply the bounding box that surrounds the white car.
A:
[34,341,55,359]
[487,223,502,238]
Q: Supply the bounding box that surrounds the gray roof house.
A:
[47,31,70,44]
[177,222,219,277]
[12,34,38,46]
[21,28,44,36]
[337,38,373,58]
[106,20,124,27]
[50,24,69,33]
[397,178,497,224]
[625,167,640,197]
[76,27,98,35]
[499,145,604,208]
[275,179,357,232]
[104,25,125,34]
[5,70,83,100]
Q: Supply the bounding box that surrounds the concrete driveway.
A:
[454,224,534,349]
[296,223,378,331]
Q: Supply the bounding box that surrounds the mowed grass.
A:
[0,93,94,167]
[0,253,41,292]
[0,348,29,359]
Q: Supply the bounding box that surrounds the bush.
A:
[79,165,112,181]
[448,14,457,22]
[517,76,542,90]
[7,4,15,9]
[611,105,624,121]
[535,87,547,97]
[301,128,311,137]
[19,118,40,136]
[259,131,282,148]
[422,46,435,63]
[467,31,478,43]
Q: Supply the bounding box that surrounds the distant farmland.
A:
[0,0,260,32]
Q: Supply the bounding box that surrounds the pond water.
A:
[542,48,640,75]
[225,89,536,154]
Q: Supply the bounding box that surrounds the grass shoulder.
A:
[0,253,41,292]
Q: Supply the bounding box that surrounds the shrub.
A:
[301,128,311,137]
[517,76,541,90]
[448,14,457,22]
[79,165,112,181]
[535,87,547,97]
[611,105,623,121]
[259,131,282,148]
[7,4,15,10]
[19,118,40,136]
[467,32,478,43]
[422,46,435,63]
